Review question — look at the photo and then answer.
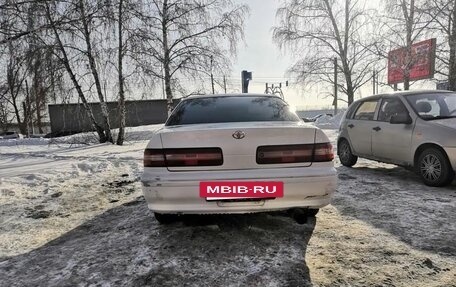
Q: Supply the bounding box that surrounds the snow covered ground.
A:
[0,124,455,286]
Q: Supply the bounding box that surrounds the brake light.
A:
[144,148,223,167]
[144,149,166,167]
[256,142,333,164]
[313,143,334,162]
[257,144,313,164]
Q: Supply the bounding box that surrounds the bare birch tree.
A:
[134,0,248,113]
[43,1,109,142]
[274,0,377,105]
[1,0,67,135]
[1,0,247,144]
[422,0,456,90]
[77,0,114,142]
[374,0,434,90]
[116,0,126,145]
[4,42,30,134]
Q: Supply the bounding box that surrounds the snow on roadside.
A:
[0,149,144,257]
[313,111,345,129]
[0,123,164,147]
[0,124,164,256]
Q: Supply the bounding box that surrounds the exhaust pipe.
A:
[289,208,308,224]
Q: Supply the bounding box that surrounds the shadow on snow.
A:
[0,198,316,287]
[333,164,456,257]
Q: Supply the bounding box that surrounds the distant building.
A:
[48,99,178,134]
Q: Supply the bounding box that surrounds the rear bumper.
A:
[141,166,337,214]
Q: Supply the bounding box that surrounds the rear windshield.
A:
[166,96,300,126]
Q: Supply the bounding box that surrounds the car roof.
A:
[183,93,282,100]
[355,90,455,103]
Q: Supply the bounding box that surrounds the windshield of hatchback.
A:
[405,93,456,120]
[166,96,300,126]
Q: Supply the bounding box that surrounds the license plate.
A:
[200,181,284,200]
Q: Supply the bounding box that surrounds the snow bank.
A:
[314,111,345,129]
[0,137,51,146]
[0,124,164,147]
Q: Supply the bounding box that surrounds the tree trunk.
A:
[6,45,27,135]
[45,4,106,142]
[33,61,44,134]
[162,0,173,115]
[35,91,44,134]
[403,0,414,90]
[116,0,126,145]
[449,0,456,91]
[27,1,44,134]
[324,0,355,105]
[12,101,26,134]
[342,0,354,105]
[341,60,355,105]
[79,0,113,143]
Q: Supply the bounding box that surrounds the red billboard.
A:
[387,38,436,84]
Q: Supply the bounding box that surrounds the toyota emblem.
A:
[232,130,245,140]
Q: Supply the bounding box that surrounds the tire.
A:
[289,208,319,224]
[338,139,358,167]
[154,212,178,224]
[304,208,319,217]
[289,208,308,224]
[417,148,455,187]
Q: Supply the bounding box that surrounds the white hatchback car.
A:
[142,94,337,223]
[338,90,456,187]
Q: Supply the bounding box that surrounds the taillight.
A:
[313,143,334,162]
[257,144,313,164]
[256,142,334,164]
[144,148,223,167]
[144,149,166,167]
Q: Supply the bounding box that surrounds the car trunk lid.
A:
[158,121,317,171]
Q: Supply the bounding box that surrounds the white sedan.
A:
[141,94,337,224]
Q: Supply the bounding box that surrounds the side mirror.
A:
[390,113,412,125]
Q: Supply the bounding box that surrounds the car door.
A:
[371,97,414,165]
[346,99,380,156]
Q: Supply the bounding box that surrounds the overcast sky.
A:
[199,0,445,112]
[227,0,439,111]
[228,0,337,110]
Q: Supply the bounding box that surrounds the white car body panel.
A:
[142,166,336,214]
[142,95,337,214]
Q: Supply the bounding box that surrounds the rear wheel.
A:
[417,148,454,187]
[154,212,178,224]
[304,208,319,217]
[338,139,358,167]
[289,208,319,224]
[289,208,308,224]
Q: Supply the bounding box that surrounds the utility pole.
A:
[223,75,227,93]
[372,70,376,95]
[333,57,338,115]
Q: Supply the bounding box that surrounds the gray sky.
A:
[223,0,436,110]
[229,0,336,110]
